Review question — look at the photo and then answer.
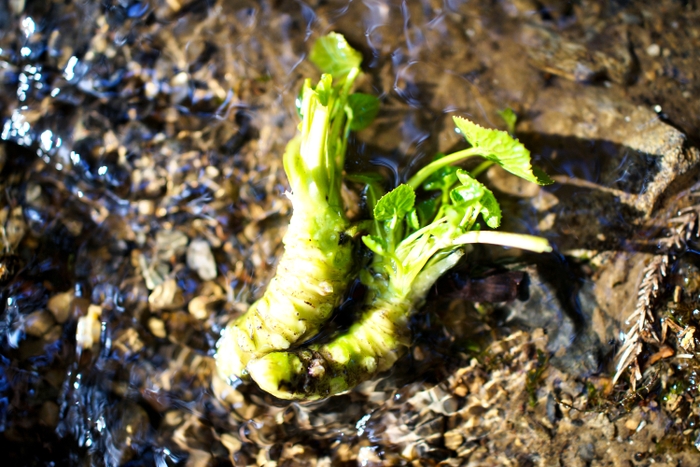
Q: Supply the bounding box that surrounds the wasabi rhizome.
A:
[216,33,552,400]
[215,33,378,381]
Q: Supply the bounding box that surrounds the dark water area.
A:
[2,0,700,465]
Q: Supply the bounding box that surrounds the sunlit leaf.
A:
[348,93,379,130]
[479,191,502,228]
[497,108,517,134]
[373,184,416,221]
[453,116,547,185]
[310,32,362,81]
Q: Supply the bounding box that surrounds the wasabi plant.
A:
[215,33,379,381]
[247,118,553,400]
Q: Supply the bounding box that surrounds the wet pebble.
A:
[23,309,55,337]
[148,278,184,311]
[187,280,225,320]
[165,310,198,344]
[187,238,217,281]
[646,43,661,57]
[188,295,212,320]
[356,446,382,466]
[75,304,102,351]
[42,324,62,344]
[155,229,189,261]
[444,430,464,451]
[148,317,166,338]
[47,290,73,323]
[112,328,144,357]
[39,401,59,428]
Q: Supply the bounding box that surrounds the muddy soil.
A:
[1,0,700,466]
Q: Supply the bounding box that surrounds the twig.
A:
[613,198,700,389]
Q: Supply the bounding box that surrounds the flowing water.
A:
[2,0,700,465]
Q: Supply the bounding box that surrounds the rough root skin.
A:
[216,208,353,381]
[247,295,411,400]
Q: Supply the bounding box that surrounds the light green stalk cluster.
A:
[216,33,552,400]
[215,33,378,381]
[247,117,552,400]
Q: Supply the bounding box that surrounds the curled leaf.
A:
[453,116,546,185]
[348,93,380,130]
[373,184,416,221]
[310,32,362,81]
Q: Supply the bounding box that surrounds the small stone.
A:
[357,446,381,467]
[625,416,641,431]
[148,317,166,338]
[76,304,102,351]
[646,43,660,57]
[148,279,184,310]
[155,229,188,260]
[188,295,211,320]
[187,238,217,281]
[486,165,541,197]
[453,385,467,398]
[444,430,464,450]
[39,401,59,428]
[103,131,119,153]
[165,310,198,344]
[43,324,62,343]
[8,0,25,15]
[205,166,220,178]
[24,310,55,337]
[162,410,184,428]
[144,81,159,99]
[220,433,242,456]
[170,71,188,87]
[112,328,144,356]
[413,346,425,361]
[137,200,155,216]
[47,290,73,323]
[212,374,245,406]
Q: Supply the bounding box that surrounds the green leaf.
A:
[422,155,459,204]
[373,184,416,221]
[407,209,420,230]
[479,191,502,228]
[454,169,477,187]
[450,184,483,205]
[345,172,385,184]
[453,116,545,185]
[450,169,483,204]
[451,170,501,228]
[443,204,465,229]
[313,74,333,106]
[532,166,555,185]
[497,108,517,134]
[362,235,386,255]
[423,166,458,193]
[347,93,380,130]
[415,197,437,227]
[310,33,363,81]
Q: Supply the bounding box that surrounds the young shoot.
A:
[215,33,379,382]
[248,117,553,400]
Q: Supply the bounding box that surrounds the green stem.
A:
[470,160,494,178]
[406,147,481,190]
[453,230,552,253]
[327,66,360,208]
